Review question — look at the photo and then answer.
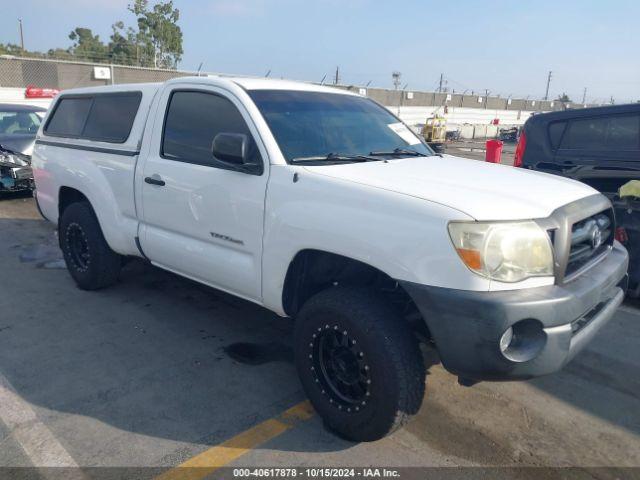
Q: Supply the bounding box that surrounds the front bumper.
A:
[0,163,33,192]
[401,242,629,381]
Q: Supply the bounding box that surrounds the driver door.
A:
[138,85,268,302]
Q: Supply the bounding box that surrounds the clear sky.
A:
[1,0,638,103]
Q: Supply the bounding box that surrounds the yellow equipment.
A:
[422,115,447,142]
[421,115,447,153]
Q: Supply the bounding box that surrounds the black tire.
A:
[294,287,426,442]
[59,202,121,290]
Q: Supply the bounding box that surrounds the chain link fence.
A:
[0,55,201,90]
[0,55,597,112]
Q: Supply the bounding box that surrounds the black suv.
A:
[515,103,639,296]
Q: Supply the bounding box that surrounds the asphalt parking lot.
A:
[1,190,639,479]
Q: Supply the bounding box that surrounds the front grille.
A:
[565,209,614,277]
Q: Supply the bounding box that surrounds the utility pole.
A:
[392,71,401,90]
[581,87,587,104]
[334,66,340,85]
[459,89,468,107]
[392,72,402,116]
[399,83,408,116]
[438,73,443,93]
[18,19,24,52]
[544,70,552,101]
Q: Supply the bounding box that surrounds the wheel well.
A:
[282,249,428,337]
[58,187,88,217]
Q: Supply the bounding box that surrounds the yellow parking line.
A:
[156,401,315,480]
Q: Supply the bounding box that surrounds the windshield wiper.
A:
[369,148,429,157]
[291,152,379,163]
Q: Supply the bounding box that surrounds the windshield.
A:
[0,110,42,135]
[248,90,433,163]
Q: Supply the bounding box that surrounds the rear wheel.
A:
[59,202,121,290]
[294,287,426,442]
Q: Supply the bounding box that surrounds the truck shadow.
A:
[0,216,354,456]
[0,215,638,464]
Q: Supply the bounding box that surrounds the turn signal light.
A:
[455,248,482,270]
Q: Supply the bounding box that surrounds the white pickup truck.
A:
[32,77,628,441]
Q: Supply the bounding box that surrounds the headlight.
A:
[448,221,554,282]
[0,152,30,167]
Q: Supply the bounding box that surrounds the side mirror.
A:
[211,133,248,165]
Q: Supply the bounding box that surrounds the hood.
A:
[0,134,36,156]
[303,154,598,221]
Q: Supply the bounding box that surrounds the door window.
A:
[560,114,640,151]
[560,117,607,150]
[161,90,261,168]
[548,121,566,149]
[606,115,639,149]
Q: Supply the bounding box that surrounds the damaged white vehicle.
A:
[32,77,628,441]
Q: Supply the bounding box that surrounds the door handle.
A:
[144,175,165,186]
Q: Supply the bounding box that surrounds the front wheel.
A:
[294,287,426,442]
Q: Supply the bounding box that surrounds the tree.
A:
[128,0,183,69]
[68,28,108,62]
[0,43,23,56]
[557,93,572,103]
[46,48,74,61]
[0,42,47,59]
[2,2,183,69]
[109,21,139,66]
